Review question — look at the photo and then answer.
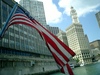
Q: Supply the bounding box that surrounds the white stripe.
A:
[9,19,42,33]
[64,65,69,75]
[57,64,62,69]
[9,19,32,26]
[48,43,67,64]
[10,16,33,24]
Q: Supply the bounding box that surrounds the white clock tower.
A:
[66,7,92,65]
[70,7,79,24]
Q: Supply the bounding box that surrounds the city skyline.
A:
[15,0,100,42]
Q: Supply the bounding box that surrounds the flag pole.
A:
[0,2,18,38]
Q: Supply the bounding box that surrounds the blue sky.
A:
[15,0,100,42]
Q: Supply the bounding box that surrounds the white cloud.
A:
[15,0,20,3]
[58,0,100,17]
[15,0,62,24]
[38,0,62,24]
[15,0,100,24]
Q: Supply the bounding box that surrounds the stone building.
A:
[90,40,100,50]
[66,7,92,65]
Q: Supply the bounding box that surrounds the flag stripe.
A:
[50,49,65,67]
[48,45,74,75]
[63,64,69,75]
[47,43,67,65]
[42,32,69,62]
[55,37,75,56]
[9,14,33,25]
[66,64,74,75]
[11,13,29,20]
[10,15,32,24]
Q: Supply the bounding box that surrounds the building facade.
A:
[56,30,69,46]
[95,11,100,28]
[66,7,92,65]
[20,0,47,26]
[0,0,58,75]
[46,25,59,35]
[90,40,100,50]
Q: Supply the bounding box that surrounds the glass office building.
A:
[0,0,58,75]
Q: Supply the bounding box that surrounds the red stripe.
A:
[61,67,65,73]
[61,64,74,75]
[9,13,31,24]
[12,14,28,19]
[66,64,74,75]
[9,21,40,33]
[55,37,75,56]
[9,17,32,24]
[45,42,63,66]
[51,51,64,67]
[42,32,69,62]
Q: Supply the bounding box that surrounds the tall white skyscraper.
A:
[66,7,92,65]
[20,0,47,26]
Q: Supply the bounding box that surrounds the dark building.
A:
[90,40,100,50]
[0,0,57,75]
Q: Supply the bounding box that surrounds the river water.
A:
[51,62,100,75]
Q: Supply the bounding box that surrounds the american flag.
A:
[0,3,75,75]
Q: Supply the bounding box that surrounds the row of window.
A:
[37,62,56,66]
[1,39,50,55]
[0,61,31,68]
[0,49,33,56]
[82,53,90,55]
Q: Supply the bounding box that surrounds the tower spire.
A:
[70,6,79,24]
